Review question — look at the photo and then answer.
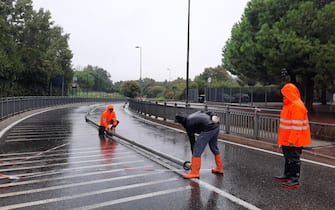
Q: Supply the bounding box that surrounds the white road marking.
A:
[219,139,335,169]
[195,179,261,210]
[0,110,53,139]
[0,165,154,188]
[0,146,127,158]
[1,178,178,209]
[0,152,134,167]
[1,160,146,180]
[72,186,192,210]
[0,171,164,198]
[0,158,143,173]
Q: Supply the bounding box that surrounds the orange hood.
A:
[281,83,301,102]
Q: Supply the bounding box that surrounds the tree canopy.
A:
[193,65,238,88]
[0,0,73,96]
[223,0,335,110]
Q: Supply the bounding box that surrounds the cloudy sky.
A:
[32,0,250,82]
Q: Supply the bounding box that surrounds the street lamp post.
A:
[135,46,142,81]
[186,0,190,104]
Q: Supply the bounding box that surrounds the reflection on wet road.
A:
[0,103,334,210]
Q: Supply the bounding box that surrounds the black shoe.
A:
[274,175,290,182]
[282,180,300,189]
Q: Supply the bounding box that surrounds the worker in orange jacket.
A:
[275,83,311,189]
[99,104,119,136]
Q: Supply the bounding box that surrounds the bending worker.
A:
[99,104,119,136]
[275,83,311,189]
[175,111,223,179]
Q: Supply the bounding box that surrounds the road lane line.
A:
[5,138,70,142]
[0,147,127,159]
[0,165,154,188]
[0,153,136,167]
[0,160,146,180]
[0,110,53,139]
[219,139,335,169]
[0,171,164,198]
[72,186,192,210]
[0,149,129,166]
[0,178,179,209]
[195,179,261,210]
[0,145,127,158]
[0,157,141,173]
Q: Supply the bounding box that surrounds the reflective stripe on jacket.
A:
[278,83,311,147]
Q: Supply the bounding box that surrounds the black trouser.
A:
[282,146,302,181]
[98,120,119,135]
[98,126,106,135]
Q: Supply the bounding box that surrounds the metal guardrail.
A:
[0,96,126,121]
[1,96,333,142]
[128,99,335,142]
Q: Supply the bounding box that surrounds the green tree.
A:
[312,2,335,103]
[140,78,156,98]
[223,0,335,111]
[121,80,140,98]
[147,85,165,98]
[73,65,114,93]
[194,65,237,88]
[0,0,25,96]
[0,0,73,96]
[73,69,94,91]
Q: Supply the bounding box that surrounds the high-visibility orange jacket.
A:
[100,109,117,129]
[278,83,311,147]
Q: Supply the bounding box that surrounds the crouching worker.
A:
[175,111,223,179]
[99,104,119,136]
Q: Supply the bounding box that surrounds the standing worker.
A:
[175,111,223,179]
[99,104,119,136]
[275,83,311,189]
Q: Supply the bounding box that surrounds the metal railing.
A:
[0,96,126,121]
[128,99,335,142]
[188,87,335,107]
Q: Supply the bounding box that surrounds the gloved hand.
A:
[211,115,220,123]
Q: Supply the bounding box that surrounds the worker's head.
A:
[281,83,301,103]
[107,104,114,112]
[175,114,187,126]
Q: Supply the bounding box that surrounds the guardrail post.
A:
[253,107,260,139]
[155,101,158,119]
[0,98,3,120]
[225,106,230,134]
[163,102,167,120]
[186,103,191,115]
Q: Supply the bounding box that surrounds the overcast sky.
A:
[32,0,249,82]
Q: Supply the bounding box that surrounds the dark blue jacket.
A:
[180,111,218,153]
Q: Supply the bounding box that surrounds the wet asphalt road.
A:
[0,103,334,210]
